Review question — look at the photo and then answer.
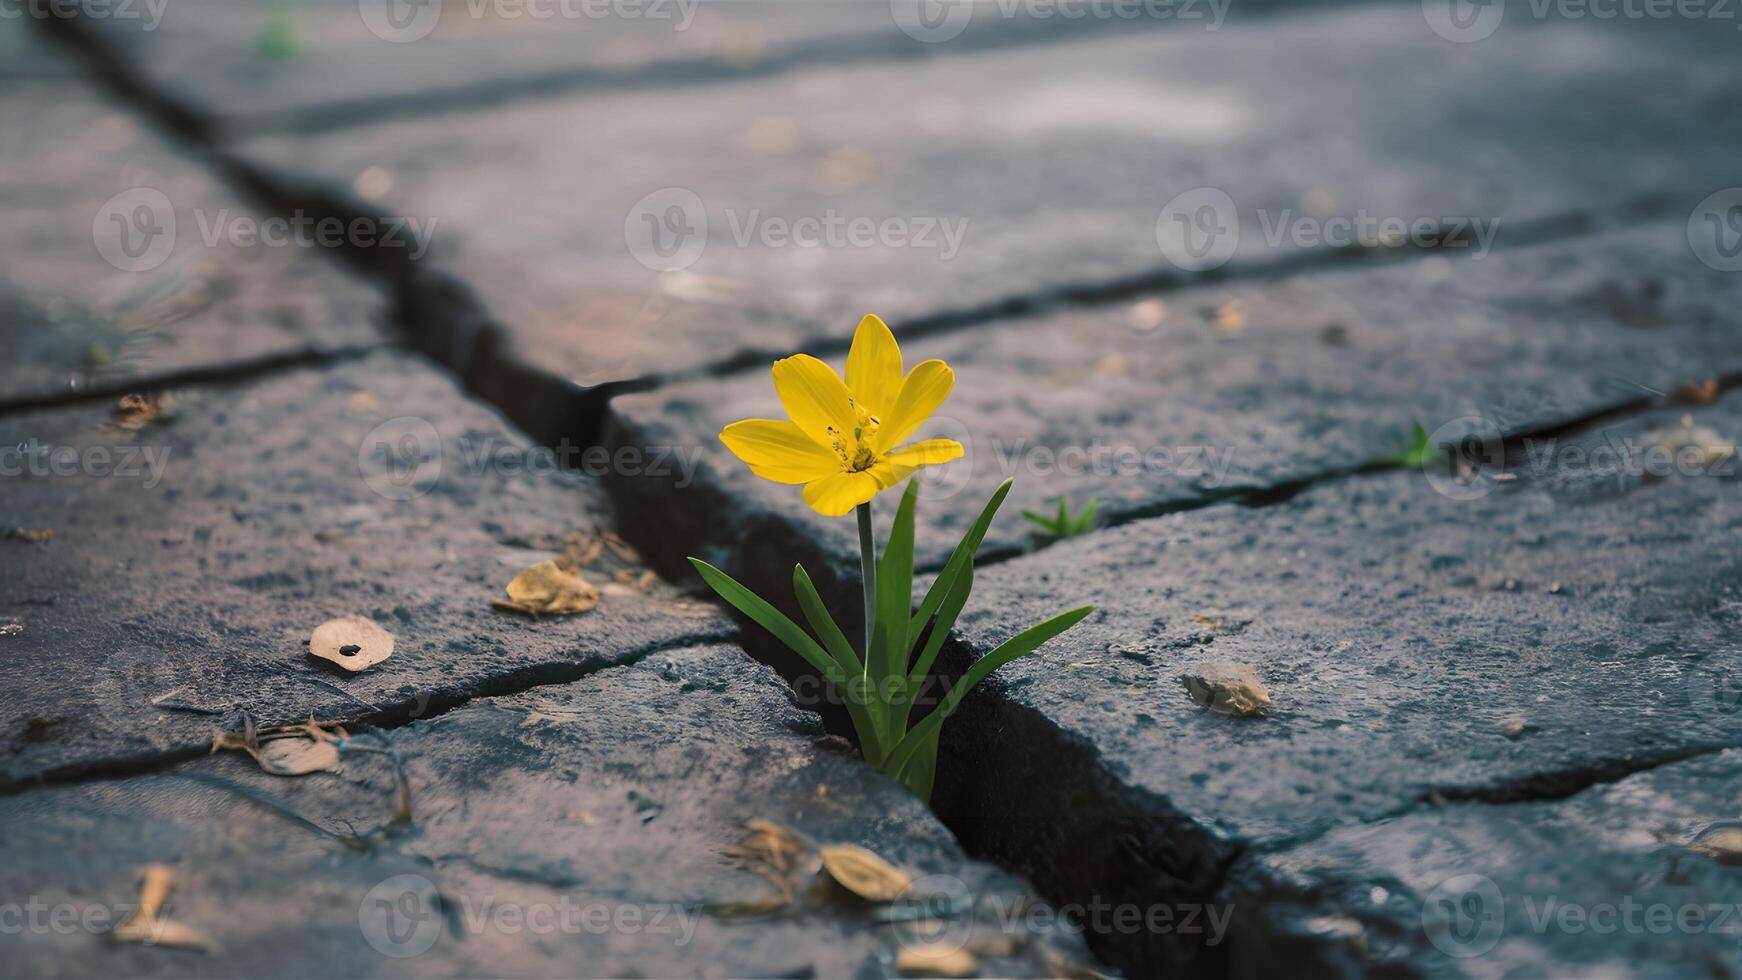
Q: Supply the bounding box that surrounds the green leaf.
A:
[906,561,972,705]
[1070,496,1099,535]
[895,725,942,801]
[689,559,845,686]
[1021,509,1059,533]
[871,481,919,692]
[793,564,862,681]
[910,479,1012,648]
[692,558,885,763]
[1056,495,1069,528]
[884,605,1095,778]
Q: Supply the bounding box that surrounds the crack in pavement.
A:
[0,633,725,798]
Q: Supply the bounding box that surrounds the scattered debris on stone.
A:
[1206,299,1247,333]
[211,715,345,777]
[344,391,388,419]
[308,615,396,671]
[1690,826,1742,865]
[896,943,979,977]
[0,623,20,637]
[1677,379,1721,405]
[1181,663,1272,717]
[1645,418,1735,468]
[1128,298,1168,332]
[493,558,600,617]
[1,526,53,542]
[111,393,169,430]
[820,844,912,902]
[717,820,812,915]
[111,864,215,953]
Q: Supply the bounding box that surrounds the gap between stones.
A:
[0,635,723,798]
[35,13,1742,972]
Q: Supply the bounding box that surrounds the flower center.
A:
[828,401,882,472]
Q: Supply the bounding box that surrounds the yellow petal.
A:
[772,354,856,447]
[844,314,902,418]
[720,419,840,484]
[874,359,954,453]
[802,470,881,517]
[883,438,963,469]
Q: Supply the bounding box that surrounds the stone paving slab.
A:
[0,351,731,789]
[1225,748,1742,977]
[0,645,1094,977]
[922,393,1742,972]
[611,221,1742,577]
[0,58,384,408]
[231,6,1742,386]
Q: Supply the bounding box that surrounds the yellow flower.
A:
[720,315,964,517]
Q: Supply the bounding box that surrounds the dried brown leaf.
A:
[601,531,641,564]
[113,865,215,953]
[309,615,395,672]
[112,393,167,430]
[820,844,911,902]
[1692,827,1742,864]
[1,527,53,542]
[1181,663,1272,717]
[896,944,979,977]
[494,559,600,617]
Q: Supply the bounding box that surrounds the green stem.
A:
[856,501,876,670]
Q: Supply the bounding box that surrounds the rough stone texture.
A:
[0,645,1095,977]
[922,393,1742,974]
[232,7,1742,386]
[0,54,384,408]
[0,352,731,789]
[75,0,1140,135]
[611,222,1742,578]
[1224,749,1742,978]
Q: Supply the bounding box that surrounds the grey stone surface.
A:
[1225,748,1742,978]
[232,6,1742,386]
[0,60,384,407]
[75,0,1093,133]
[923,393,1742,972]
[0,352,731,789]
[0,644,1095,977]
[611,221,1742,577]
